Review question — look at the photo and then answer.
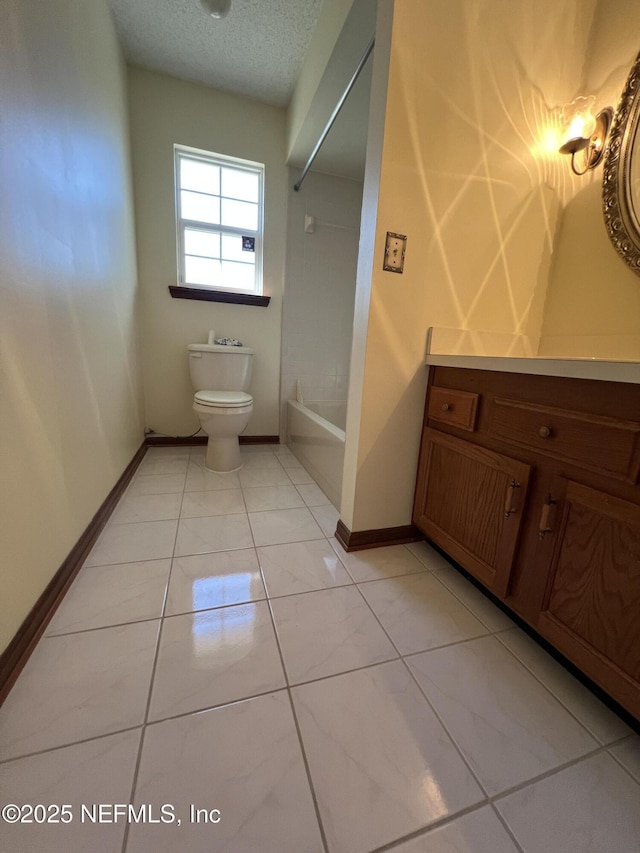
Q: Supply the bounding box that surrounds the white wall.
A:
[0,0,143,653]
[287,0,355,160]
[281,169,362,436]
[127,68,288,437]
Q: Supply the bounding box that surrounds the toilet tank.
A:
[188,344,254,391]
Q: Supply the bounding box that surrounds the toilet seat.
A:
[194,391,253,408]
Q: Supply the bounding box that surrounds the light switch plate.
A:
[383,231,407,273]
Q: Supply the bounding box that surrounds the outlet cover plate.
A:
[383,232,407,273]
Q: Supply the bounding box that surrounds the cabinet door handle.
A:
[441,403,451,412]
[504,478,521,518]
[538,495,557,538]
[538,425,551,438]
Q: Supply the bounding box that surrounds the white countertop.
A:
[425,353,640,385]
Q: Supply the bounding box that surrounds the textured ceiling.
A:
[108,0,325,107]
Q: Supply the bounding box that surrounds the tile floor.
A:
[1,443,639,853]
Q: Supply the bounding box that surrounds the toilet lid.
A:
[194,391,253,408]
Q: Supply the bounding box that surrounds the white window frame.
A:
[174,144,264,296]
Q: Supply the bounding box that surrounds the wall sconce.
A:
[559,97,613,175]
[200,0,231,19]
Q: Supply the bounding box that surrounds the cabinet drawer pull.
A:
[504,478,521,518]
[442,403,451,412]
[538,495,557,538]
[538,425,551,438]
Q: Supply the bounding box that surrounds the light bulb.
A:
[200,0,231,19]
[561,96,596,143]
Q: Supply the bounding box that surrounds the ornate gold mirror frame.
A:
[602,49,640,274]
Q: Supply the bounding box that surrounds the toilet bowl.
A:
[188,343,254,473]
[193,391,253,473]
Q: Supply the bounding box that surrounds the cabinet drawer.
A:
[428,387,479,432]
[489,398,640,481]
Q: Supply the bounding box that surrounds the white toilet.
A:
[188,343,254,473]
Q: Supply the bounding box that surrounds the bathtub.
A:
[287,400,346,509]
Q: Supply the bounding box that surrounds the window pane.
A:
[221,167,259,203]
[221,198,258,230]
[221,260,255,291]
[185,229,220,258]
[181,190,220,225]
[221,234,255,263]
[184,256,223,287]
[180,158,220,195]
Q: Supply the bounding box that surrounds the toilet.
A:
[188,343,254,473]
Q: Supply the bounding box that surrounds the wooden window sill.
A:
[168,286,270,307]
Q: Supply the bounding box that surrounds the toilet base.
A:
[205,435,242,473]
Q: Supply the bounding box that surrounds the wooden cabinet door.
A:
[413,429,531,595]
[536,480,640,719]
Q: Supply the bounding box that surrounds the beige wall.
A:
[538,0,640,359]
[128,69,287,437]
[343,0,610,532]
[0,0,143,653]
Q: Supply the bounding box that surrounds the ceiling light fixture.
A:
[200,0,231,19]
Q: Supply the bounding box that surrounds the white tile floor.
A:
[1,443,639,853]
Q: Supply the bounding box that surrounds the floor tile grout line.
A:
[399,641,616,807]
[425,564,516,633]
[162,478,189,619]
[605,732,639,748]
[5,639,632,775]
[105,515,182,528]
[354,575,494,644]
[350,580,495,801]
[264,591,331,853]
[369,801,506,853]
[0,724,145,767]
[492,630,619,746]
[133,467,189,482]
[45,615,167,639]
[179,504,250,522]
[264,579,355,602]
[246,504,326,518]
[489,802,527,853]
[605,742,640,786]
[351,564,450,585]
[139,686,291,729]
[119,635,169,846]
[1,698,621,802]
[351,555,630,744]
[399,631,493,659]
[42,606,510,676]
[488,744,609,803]
[405,554,635,741]
[243,489,259,551]
[119,477,187,853]
[120,726,147,853]
[375,746,618,851]
[281,688,331,853]
[327,543,446,584]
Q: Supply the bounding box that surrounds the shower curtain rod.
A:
[293,35,375,192]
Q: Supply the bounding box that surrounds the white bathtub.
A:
[287,400,345,509]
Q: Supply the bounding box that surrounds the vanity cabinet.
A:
[413,429,531,596]
[413,366,640,720]
[537,478,640,714]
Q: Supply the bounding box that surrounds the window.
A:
[173,145,265,302]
